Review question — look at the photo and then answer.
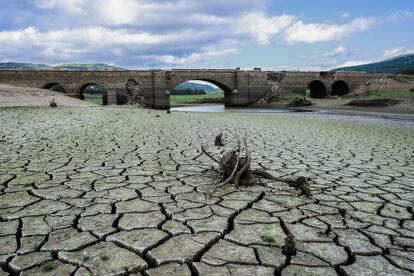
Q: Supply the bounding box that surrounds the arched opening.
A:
[80,83,106,105]
[170,79,229,107]
[43,83,66,92]
[331,80,350,97]
[307,80,327,99]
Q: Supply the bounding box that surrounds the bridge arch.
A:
[307,80,327,99]
[170,78,232,94]
[43,83,66,92]
[80,83,107,105]
[169,78,232,106]
[195,79,232,94]
[331,80,350,97]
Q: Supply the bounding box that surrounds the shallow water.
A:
[171,104,313,113]
[171,104,414,124]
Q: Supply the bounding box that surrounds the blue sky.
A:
[0,0,413,70]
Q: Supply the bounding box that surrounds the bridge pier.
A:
[225,71,249,107]
[106,90,117,105]
[152,71,170,109]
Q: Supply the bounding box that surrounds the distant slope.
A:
[0,62,125,71]
[333,54,414,73]
[175,82,220,93]
[53,63,125,71]
[0,62,50,70]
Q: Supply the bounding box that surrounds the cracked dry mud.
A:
[0,106,413,275]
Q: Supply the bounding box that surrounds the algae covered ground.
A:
[273,89,414,114]
[0,106,413,275]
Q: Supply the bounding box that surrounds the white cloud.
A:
[0,26,238,66]
[341,12,350,19]
[386,10,414,22]
[0,1,382,67]
[235,12,296,45]
[284,17,376,44]
[323,45,347,57]
[383,46,414,59]
[152,47,238,65]
[0,7,298,66]
[35,0,86,15]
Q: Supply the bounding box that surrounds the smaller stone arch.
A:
[307,80,327,99]
[331,80,350,97]
[43,83,66,92]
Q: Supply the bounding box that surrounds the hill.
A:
[333,54,414,73]
[0,62,125,71]
[52,63,125,71]
[0,62,50,70]
[175,82,220,93]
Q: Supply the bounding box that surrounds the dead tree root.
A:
[201,140,312,198]
[252,170,312,197]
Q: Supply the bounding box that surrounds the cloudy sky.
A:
[0,0,413,70]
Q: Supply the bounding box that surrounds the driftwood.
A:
[201,140,312,197]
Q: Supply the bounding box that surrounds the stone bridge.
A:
[0,70,383,109]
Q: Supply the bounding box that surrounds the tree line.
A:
[171,88,207,95]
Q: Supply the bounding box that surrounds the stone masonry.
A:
[0,70,384,109]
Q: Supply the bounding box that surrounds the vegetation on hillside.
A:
[171,88,207,96]
[0,62,50,70]
[174,82,220,93]
[0,62,125,71]
[333,54,414,73]
[354,89,414,99]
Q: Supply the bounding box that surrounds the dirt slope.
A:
[0,84,97,107]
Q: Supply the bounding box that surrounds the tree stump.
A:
[201,139,312,197]
[215,133,225,146]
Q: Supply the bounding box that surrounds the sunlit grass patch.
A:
[83,94,103,105]
[357,89,414,99]
[170,92,224,106]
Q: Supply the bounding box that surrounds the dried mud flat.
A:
[0,107,413,275]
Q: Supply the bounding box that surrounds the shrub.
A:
[49,98,58,108]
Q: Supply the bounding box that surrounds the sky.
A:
[0,0,413,70]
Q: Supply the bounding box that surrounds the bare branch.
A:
[201,145,221,164]
[234,139,251,186]
[217,150,240,186]
[252,170,311,197]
